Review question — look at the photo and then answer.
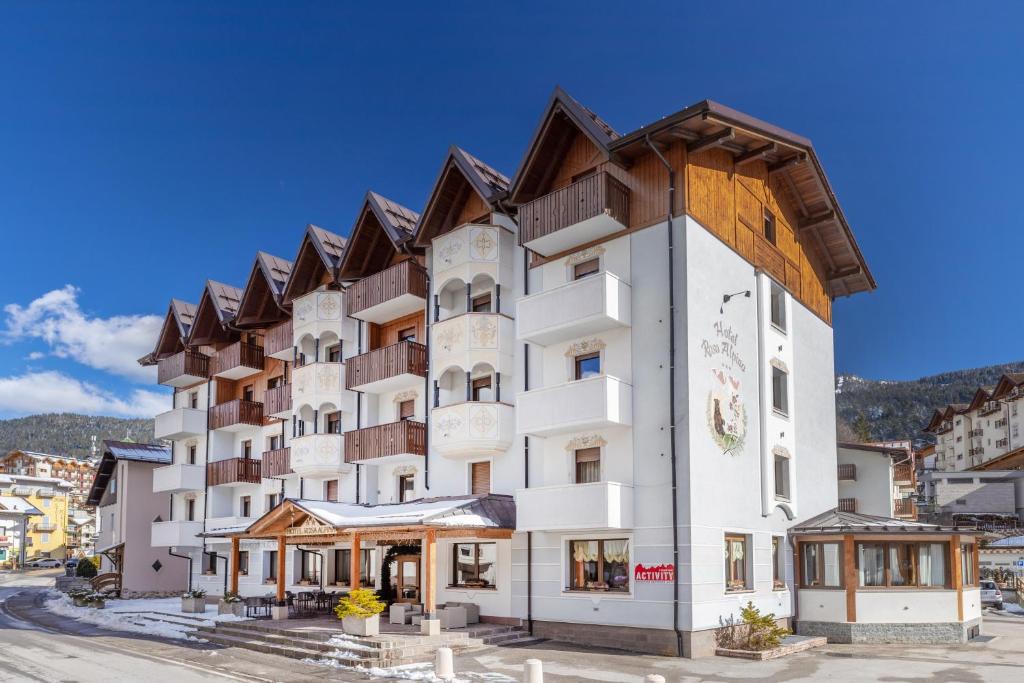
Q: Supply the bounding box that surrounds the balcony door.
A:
[391,554,420,604]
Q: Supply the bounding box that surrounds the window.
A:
[241,440,252,459]
[568,539,629,592]
[471,292,492,313]
[240,496,251,517]
[470,461,490,495]
[573,258,600,280]
[266,550,278,580]
[452,542,497,588]
[186,499,196,521]
[764,209,777,246]
[574,448,600,484]
[574,352,601,380]
[398,474,414,502]
[800,542,842,587]
[41,534,49,543]
[325,479,339,502]
[399,400,415,421]
[243,384,254,401]
[267,375,283,390]
[189,391,199,409]
[300,551,319,583]
[268,434,282,451]
[725,535,749,591]
[961,543,976,586]
[333,548,375,587]
[774,455,790,500]
[203,552,217,575]
[325,344,342,362]
[237,550,249,576]
[326,411,342,434]
[398,327,417,343]
[772,537,785,589]
[770,282,786,331]
[267,493,280,510]
[772,367,788,415]
[471,376,493,402]
[856,541,947,588]
[187,444,197,465]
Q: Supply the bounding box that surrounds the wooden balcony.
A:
[837,463,857,481]
[893,463,914,485]
[265,319,293,360]
[518,171,629,256]
[157,349,210,387]
[345,341,427,393]
[265,383,292,417]
[345,420,426,464]
[211,341,265,380]
[894,498,917,518]
[262,447,292,477]
[347,259,428,324]
[208,399,263,431]
[838,497,858,513]
[207,457,261,486]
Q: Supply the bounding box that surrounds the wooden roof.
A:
[281,224,347,304]
[991,373,1024,400]
[234,251,293,328]
[150,299,196,360]
[414,146,510,247]
[337,192,421,280]
[967,386,998,411]
[970,445,1024,471]
[187,280,243,346]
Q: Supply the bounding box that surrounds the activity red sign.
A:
[633,563,675,582]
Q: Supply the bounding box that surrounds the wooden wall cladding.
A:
[455,191,490,225]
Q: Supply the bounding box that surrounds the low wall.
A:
[797,618,981,644]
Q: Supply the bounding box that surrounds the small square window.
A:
[772,367,788,415]
[764,209,777,246]
[243,384,255,401]
[774,455,790,500]
[471,376,493,402]
[471,292,492,313]
[399,400,415,421]
[398,328,417,343]
[237,550,249,576]
[240,495,252,517]
[575,352,601,380]
[772,537,785,589]
[574,447,600,484]
[573,259,600,280]
[770,282,786,331]
[398,473,415,502]
[724,535,749,591]
[189,391,199,409]
[470,461,491,495]
[326,344,342,362]
[326,411,342,434]
[241,440,252,459]
[325,479,339,502]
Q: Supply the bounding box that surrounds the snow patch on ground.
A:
[1003,602,1024,616]
[326,632,377,651]
[304,657,516,682]
[44,592,247,640]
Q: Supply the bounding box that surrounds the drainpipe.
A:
[167,496,193,592]
[424,268,432,491]
[214,552,229,594]
[645,134,684,658]
[201,378,212,583]
[522,243,533,635]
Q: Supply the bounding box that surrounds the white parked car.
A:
[980,580,1003,610]
[26,558,62,568]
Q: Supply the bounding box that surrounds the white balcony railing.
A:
[290,432,351,479]
[154,407,207,441]
[431,402,515,458]
[291,362,356,413]
[516,375,632,437]
[152,463,205,494]
[151,520,204,548]
[515,482,634,532]
[431,313,515,375]
[516,271,631,347]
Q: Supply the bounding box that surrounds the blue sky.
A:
[0,2,1021,418]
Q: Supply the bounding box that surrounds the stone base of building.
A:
[120,590,187,599]
[54,577,91,593]
[796,619,982,644]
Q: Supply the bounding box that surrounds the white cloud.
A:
[25,351,45,360]
[4,285,160,382]
[0,371,167,418]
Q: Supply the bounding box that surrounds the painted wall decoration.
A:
[702,320,748,454]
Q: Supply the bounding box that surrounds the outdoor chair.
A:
[439,605,467,629]
[443,601,479,624]
[244,596,270,618]
[389,603,415,624]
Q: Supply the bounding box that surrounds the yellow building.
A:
[0,474,74,561]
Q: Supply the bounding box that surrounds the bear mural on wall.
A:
[702,321,748,455]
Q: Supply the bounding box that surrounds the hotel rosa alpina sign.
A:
[286,518,335,537]
[633,563,675,582]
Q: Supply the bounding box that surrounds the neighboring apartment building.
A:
[0,473,74,560]
[67,507,98,557]
[917,469,1024,532]
[0,450,98,506]
[141,89,876,656]
[836,442,916,518]
[0,494,42,567]
[88,441,187,597]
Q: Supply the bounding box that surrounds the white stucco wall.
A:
[837,446,895,517]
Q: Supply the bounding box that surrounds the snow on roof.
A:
[987,534,1024,548]
[1,473,76,488]
[0,496,43,516]
[295,495,516,530]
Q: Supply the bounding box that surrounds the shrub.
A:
[334,588,386,620]
[717,601,790,651]
[183,589,207,599]
[221,591,242,603]
[75,557,97,578]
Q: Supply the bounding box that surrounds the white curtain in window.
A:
[603,539,629,563]
[573,541,598,562]
[918,543,946,586]
[823,543,841,586]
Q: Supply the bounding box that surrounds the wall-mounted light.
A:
[720,290,751,314]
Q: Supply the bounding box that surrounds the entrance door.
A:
[392,554,420,603]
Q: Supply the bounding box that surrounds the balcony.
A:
[154,407,206,440]
[293,362,355,412]
[209,399,263,431]
[893,463,914,485]
[345,420,426,464]
[996,438,1009,449]
[265,383,292,418]
[515,482,634,532]
[838,498,858,513]
[207,457,261,486]
[291,433,351,478]
[431,313,515,375]
[969,428,983,437]
[33,522,57,532]
[265,319,293,360]
[347,259,428,324]
[894,498,917,518]
[37,489,55,498]
[11,486,32,496]
[837,463,857,481]
[431,402,515,458]
[152,463,205,493]
[211,341,265,380]
[151,520,204,548]
[205,516,253,534]
[262,447,292,477]
[980,404,1002,417]
[346,341,428,393]
[995,418,1008,429]
[431,224,509,282]
[518,172,630,256]
[157,349,210,387]
[516,375,632,437]
[516,271,631,347]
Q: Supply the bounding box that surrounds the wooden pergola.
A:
[219,498,513,618]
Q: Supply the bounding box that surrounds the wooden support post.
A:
[350,533,361,590]
[952,534,963,621]
[423,529,437,618]
[843,534,857,623]
[276,535,286,603]
[230,536,240,595]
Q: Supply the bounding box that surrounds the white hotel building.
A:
[140,90,990,656]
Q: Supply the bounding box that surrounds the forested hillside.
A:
[0,413,154,458]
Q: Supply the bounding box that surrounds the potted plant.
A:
[334,588,385,636]
[85,592,106,609]
[181,588,208,614]
[68,587,91,607]
[218,592,245,617]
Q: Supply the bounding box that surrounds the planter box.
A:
[218,600,245,617]
[271,604,289,620]
[181,597,207,614]
[90,600,106,610]
[72,596,89,607]
[342,613,380,637]
[716,635,826,660]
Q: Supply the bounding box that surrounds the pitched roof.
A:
[337,192,422,280]
[0,496,42,516]
[234,251,293,328]
[414,146,511,247]
[991,373,1024,400]
[987,534,1024,548]
[88,441,170,506]
[147,299,197,361]
[790,508,967,534]
[187,280,244,346]
[281,224,348,304]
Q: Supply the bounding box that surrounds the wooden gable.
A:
[338,193,421,280]
[235,252,292,328]
[414,147,510,247]
[151,300,194,360]
[187,281,242,347]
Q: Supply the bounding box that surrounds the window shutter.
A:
[470,461,491,495]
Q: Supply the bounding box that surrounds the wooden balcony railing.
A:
[894,498,916,517]
[893,463,914,483]
[345,420,426,464]
[518,171,630,246]
[837,463,857,481]
[345,341,427,390]
[264,383,292,415]
[347,259,428,318]
[979,404,1002,417]
[207,457,261,486]
[208,399,263,430]
[211,341,265,377]
[261,447,292,477]
[838,498,858,513]
[157,349,210,385]
[265,319,293,357]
